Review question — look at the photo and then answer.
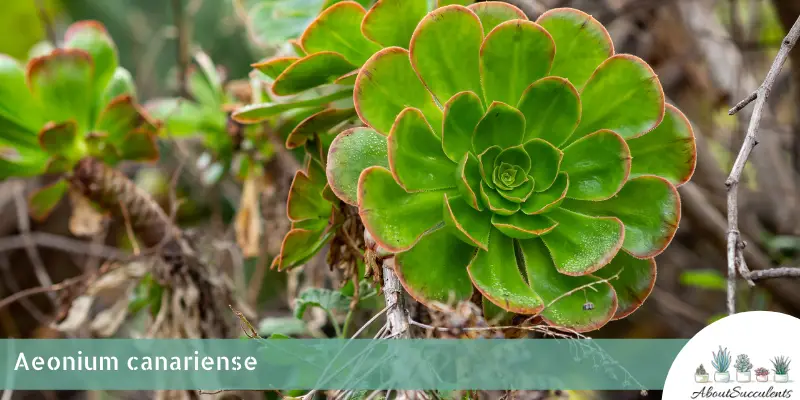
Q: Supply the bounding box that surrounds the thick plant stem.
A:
[69,157,235,338]
[364,231,410,339]
[69,157,183,254]
[382,258,410,339]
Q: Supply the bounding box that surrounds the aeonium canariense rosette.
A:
[0,21,158,220]
[326,4,696,331]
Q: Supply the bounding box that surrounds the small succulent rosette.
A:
[326,4,696,331]
[147,52,274,185]
[0,21,158,220]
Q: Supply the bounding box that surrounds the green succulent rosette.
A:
[0,21,159,219]
[326,5,697,331]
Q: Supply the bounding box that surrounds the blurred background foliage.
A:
[0,0,259,99]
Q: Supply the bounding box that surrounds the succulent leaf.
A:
[592,251,656,320]
[519,238,617,331]
[288,168,334,222]
[443,193,491,250]
[28,178,69,221]
[479,20,554,106]
[327,127,389,205]
[300,1,382,65]
[536,8,614,89]
[468,2,527,34]
[520,172,568,215]
[455,152,484,211]
[354,47,442,135]
[394,226,475,304]
[119,130,159,162]
[472,101,525,154]
[361,0,428,48]
[358,166,449,252]
[442,91,485,162]
[286,107,358,149]
[27,49,95,131]
[478,146,501,186]
[64,21,118,102]
[409,5,484,104]
[252,57,299,80]
[560,129,630,201]
[276,228,335,271]
[275,157,339,271]
[562,176,680,258]
[467,229,545,314]
[523,139,562,191]
[571,55,665,142]
[627,104,696,186]
[517,76,580,147]
[102,67,136,105]
[38,120,78,155]
[1,21,154,181]
[541,208,623,276]
[388,108,457,191]
[233,88,352,123]
[479,180,519,215]
[0,55,45,133]
[491,212,557,239]
[98,95,157,142]
[272,52,357,96]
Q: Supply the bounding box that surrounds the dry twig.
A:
[725,15,800,314]
[13,185,57,307]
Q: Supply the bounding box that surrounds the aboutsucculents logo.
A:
[664,312,799,399]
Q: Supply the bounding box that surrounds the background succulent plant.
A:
[146,51,277,185]
[0,21,159,220]
[326,4,696,331]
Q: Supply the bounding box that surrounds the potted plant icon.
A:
[755,367,770,382]
[735,354,753,382]
[772,356,791,383]
[712,346,732,382]
[696,364,710,383]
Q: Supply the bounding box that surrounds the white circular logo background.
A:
[663,311,800,398]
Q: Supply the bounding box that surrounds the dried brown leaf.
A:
[235,175,263,258]
[68,190,105,237]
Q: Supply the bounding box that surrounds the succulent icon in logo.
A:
[772,356,791,383]
[755,367,770,382]
[711,346,732,383]
[695,364,709,383]
[735,354,753,382]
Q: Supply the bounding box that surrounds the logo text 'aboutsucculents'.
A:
[664,312,800,399]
